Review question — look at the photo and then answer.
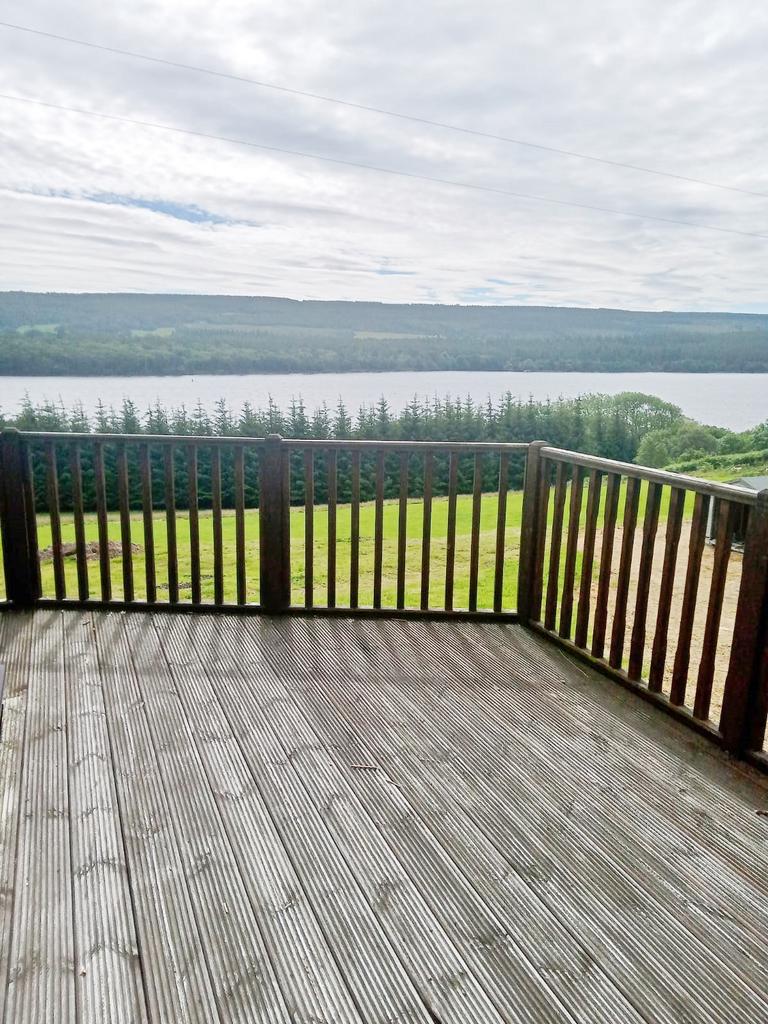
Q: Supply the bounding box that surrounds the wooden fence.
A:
[1,428,766,765]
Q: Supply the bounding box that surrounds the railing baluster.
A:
[373,450,385,609]
[211,446,223,606]
[45,441,65,601]
[93,441,111,602]
[444,450,459,611]
[544,462,567,630]
[164,446,178,604]
[530,458,551,622]
[609,476,640,670]
[235,447,246,605]
[117,444,134,603]
[468,453,483,612]
[69,443,89,601]
[493,452,509,614]
[694,500,737,719]
[350,451,360,610]
[648,486,686,692]
[591,472,620,659]
[559,466,583,639]
[283,449,292,603]
[396,452,409,610]
[518,441,546,622]
[258,435,290,612]
[20,438,41,601]
[304,449,314,608]
[627,482,662,680]
[140,443,156,603]
[421,452,434,611]
[326,449,337,609]
[669,492,708,705]
[574,469,601,647]
[187,445,201,604]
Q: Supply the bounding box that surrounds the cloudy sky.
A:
[0,0,766,309]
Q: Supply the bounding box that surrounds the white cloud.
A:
[0,0,766,309]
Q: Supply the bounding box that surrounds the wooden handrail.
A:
[16,430,529,455]
[283,439,530,453]
[542,446,758,505]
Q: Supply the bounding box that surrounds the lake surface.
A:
[2,370,766,431]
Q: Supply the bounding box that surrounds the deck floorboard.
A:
[2,608,768,1023]
[4,610,76,1024]
[63,611,148,1024]
[0,614,28,1024]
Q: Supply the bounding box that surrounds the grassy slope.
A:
[667,451,768,481]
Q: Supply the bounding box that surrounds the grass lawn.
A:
[34,491,526,610]
[25,474,693,614]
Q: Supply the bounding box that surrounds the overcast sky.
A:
[0,0,766,310]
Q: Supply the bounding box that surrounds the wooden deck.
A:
[2,610,768,1023]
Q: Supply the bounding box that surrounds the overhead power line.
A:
[1,92,766,241]
[1,19,767,201]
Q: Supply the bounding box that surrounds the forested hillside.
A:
[1,293,767,374]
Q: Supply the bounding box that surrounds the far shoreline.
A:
[2,368,767,379]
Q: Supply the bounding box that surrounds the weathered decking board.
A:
[62,612,147,1024]
[0,613,25,1024]
[4,610,76,1024]
[1,609,768,1023]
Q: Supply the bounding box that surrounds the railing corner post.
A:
[0,428,42,605]
[259,433,291,612]
[720,489,768,754]
[517,440,547,624]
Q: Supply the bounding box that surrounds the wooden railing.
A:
[1,428,766,765]
[0,429,528,617]
[520,445,768,764]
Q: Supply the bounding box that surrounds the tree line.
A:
[6,391,684,513]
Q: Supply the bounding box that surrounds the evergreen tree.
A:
[239,401,262,436]
[312,402,331,439]
[286,398,310,438]
[191,400,212,435]
[212,398,234,436]
[333,399,353,438]
[119,399,142,434]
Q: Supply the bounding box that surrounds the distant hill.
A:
[1,292,767,375]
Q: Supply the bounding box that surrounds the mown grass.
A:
[25,474,693,616]
[34,491,526,610]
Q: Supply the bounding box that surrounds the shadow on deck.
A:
[2,609,768,1023]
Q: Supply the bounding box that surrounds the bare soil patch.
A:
[39,540,142,562]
